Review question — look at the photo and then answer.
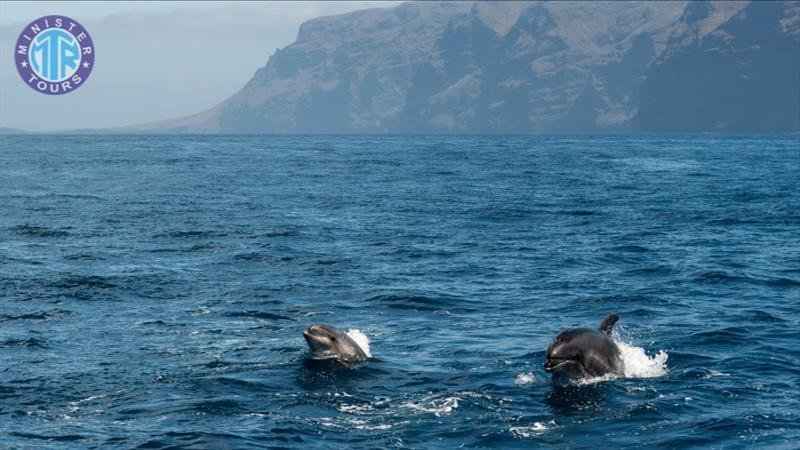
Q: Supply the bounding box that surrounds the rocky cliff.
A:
[637,1,800,132]
[139,1,799,133]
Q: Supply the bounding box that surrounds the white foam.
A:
[346,329,371,357]
[353,421,394,430]
[703,370,729,379]
[319,416,404,431]
[615,339,668,378]
[400,396,459,417]
[70,394,105,405]
[338,403,375,414]
[514,372,536,386]
[626,386,654,393]
[510,421,553,438]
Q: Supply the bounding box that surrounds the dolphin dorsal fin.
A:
[598,314,619,335]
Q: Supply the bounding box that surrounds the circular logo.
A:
[14,15,95,95]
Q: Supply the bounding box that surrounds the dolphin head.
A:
[303,324,367,360]
[544,314,623,379]
[544,327,596,377]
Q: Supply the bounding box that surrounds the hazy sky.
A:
[0,1,400,131]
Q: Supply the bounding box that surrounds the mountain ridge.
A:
[121,1,799,134]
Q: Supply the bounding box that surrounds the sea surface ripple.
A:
[1,134,798,448]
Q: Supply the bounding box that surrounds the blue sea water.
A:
[0,134,798,449]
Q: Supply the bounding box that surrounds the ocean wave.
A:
[50,275,117,290]
[8,224,71,238]
[624,265,678,277]
[233,252,292,263]
[609,244,651,253]
[363,293,475,312]
[692,270,744,284]
[188,398,245,415]
[400,395,460,417]
[317,416,402,431]
[688,327,750,345]
[510,421,554,438]
[0,311,56,322]
[764,277,800,287]
[63,253,106,261]
[1,337,50,349]
[562,209,596,216]
[9,432,85,442]
[153,230,228,239]
[398,391,501,418]
[224,311,292,321]
[337,402,376,414]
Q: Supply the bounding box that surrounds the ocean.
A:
[1,134,798,448]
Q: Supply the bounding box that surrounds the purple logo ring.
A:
[14,15,95,95]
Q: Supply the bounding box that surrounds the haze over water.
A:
[1,134,798,448]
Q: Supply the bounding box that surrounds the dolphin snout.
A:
[544,356,575,373]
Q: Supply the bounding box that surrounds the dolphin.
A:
[303,324,368,362]
[544,314,624,379]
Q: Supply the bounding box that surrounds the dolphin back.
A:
[582,334,624,377]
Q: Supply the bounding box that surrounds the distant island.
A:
[95,1,800,133]
[0,127,29,135]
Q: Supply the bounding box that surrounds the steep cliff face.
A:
[405,2,682,133]
[636,1,800,132]
[215,2,473,133]
[145,1,799,133]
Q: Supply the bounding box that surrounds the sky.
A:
[0,1,400,131]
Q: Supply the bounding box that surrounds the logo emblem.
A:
[14,15,95,95]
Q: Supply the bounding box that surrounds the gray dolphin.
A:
[303,324,368,361]
[544,314,624,379]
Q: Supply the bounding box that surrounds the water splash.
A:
[615,339,668,378]
[346,329,372,357]
[514,372,536,386]
[400,396,459,417]
[510,421,554,438]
